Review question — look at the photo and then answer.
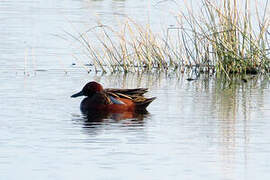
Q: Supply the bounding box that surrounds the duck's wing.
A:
[107,91,133,100]
[105,89,156,108]
[104,91,126,105]
[105,88,148,96]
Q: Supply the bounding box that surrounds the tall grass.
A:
[179,0,270,77]
[70,0,270,77]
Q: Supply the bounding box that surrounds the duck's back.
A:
[105,88,148,96]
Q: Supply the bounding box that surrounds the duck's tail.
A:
[134,97,156,110]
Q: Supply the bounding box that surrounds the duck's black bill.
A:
[71,91,84,98]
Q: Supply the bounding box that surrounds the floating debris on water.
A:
[35,69,48,72]
[186,78,196,81]
[242,78,248,83]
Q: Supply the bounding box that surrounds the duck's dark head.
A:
[71,81,104,98]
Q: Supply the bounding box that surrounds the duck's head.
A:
[71,81,104,98]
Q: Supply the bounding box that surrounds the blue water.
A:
[1,1,270,180]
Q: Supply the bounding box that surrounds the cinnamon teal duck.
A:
[71,81,156,113]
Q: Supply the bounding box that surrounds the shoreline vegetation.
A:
[69,0,270,80]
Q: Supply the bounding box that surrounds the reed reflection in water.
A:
[189,74,270,179]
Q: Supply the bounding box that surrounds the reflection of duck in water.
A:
[71,81,156,114]
[76,110,149,136]
[82,109,149,122]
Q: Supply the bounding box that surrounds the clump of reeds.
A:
[179,0,270,77]
[70,0,270,77]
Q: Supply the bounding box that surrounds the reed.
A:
[70,0,270,77]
